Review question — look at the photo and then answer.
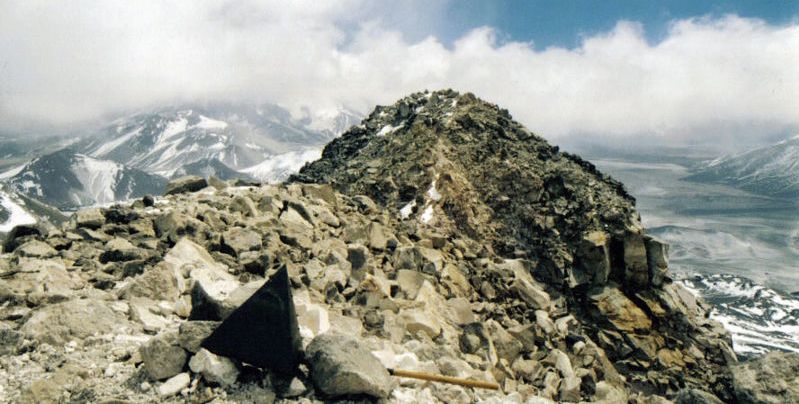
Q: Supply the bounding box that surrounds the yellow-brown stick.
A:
[387,368,500,390]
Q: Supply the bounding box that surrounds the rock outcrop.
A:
[293,90,739,400]
[0,89,783,403]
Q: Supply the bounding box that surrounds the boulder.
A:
[645,236,669,287]
[294,291,331,342]
[559,376,581,402]
[221,227,262,257]
[74,208,105,229]
[140,332,188,380]
[731,351,799,404]
[306,332,393,398]
[165,176,208,195]
[510,278,550,310]
[20,298,126,345]
[588,286,651,332]
[178,321,220,353]
[121,262,181,301]
[153,211,207,243]
[99,237,142,263]
[14,240,57,258]
[396,269,426,299]
[623,233,649,288]
[485,320,523,362]
[574,230,611,286]
[347,243,369,281]
[158,372,191,397]
[129,297,170,332]
[189,348,240,387]
[7,259,82,304]
[366,222,389,251]
[2,224,42,253]
[674,388,724,404]
[399,309,441,338]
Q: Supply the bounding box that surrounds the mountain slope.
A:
[242,148,321,183]
[294,89,737,399]
[170,157,251,181]
[0,188,37,232]
[293,89,638,258]
[8,149,167,210]
[0,184,69,232]
[684,135,799,199]
[80,103,360,177]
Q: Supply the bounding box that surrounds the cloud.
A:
[1,1,797,148]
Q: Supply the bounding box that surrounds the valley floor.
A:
[592,156,799,358]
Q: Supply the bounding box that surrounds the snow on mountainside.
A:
[8,149,167,211]
[0,184,67,231]
[171,158,252,181]
[685,134,799,199]
[241,149,322,183]
[79,103,360,177]
[0,189,36,232]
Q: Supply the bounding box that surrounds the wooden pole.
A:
[387,368,501,390]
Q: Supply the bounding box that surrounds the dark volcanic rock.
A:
[165,176,208,195]
[201,266,302,375]
[2,224,42,253]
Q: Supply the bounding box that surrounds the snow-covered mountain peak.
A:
[8,149,166,211]
[79,103,359,178]
[686,135,799,199]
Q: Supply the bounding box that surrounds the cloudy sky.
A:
[1,0,797,149]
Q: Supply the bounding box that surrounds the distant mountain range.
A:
[685,134,799,199]
[0,102,360,218]
[78,104,358,176]
[7,149,167,211]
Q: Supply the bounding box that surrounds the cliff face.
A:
[0,90,747,403]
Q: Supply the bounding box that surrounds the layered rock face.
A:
[0,90,779,403]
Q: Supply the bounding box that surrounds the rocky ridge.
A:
[293,90,740,398]
[0,90,793,403]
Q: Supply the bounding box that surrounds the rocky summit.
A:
[0,90,794,403]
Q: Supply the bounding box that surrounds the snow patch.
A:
[0,164,26,180]
[420,205,434,223]
[162,118,188,140]
[376,123,404,137]
[71,155,122,205]
[242,149,321,183]
[399,200,416,219]
[426,180,442,201]
[194,115,229,130]
[0,192,36,232]
[92,127,142,157]
[680,273,799,358]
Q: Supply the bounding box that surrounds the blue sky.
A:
[1,1,798,148]
[390,0,799,48]
[453,1,797,47]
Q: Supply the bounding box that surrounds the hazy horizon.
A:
[1,1,798,152]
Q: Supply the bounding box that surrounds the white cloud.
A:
[0,1,797,147]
